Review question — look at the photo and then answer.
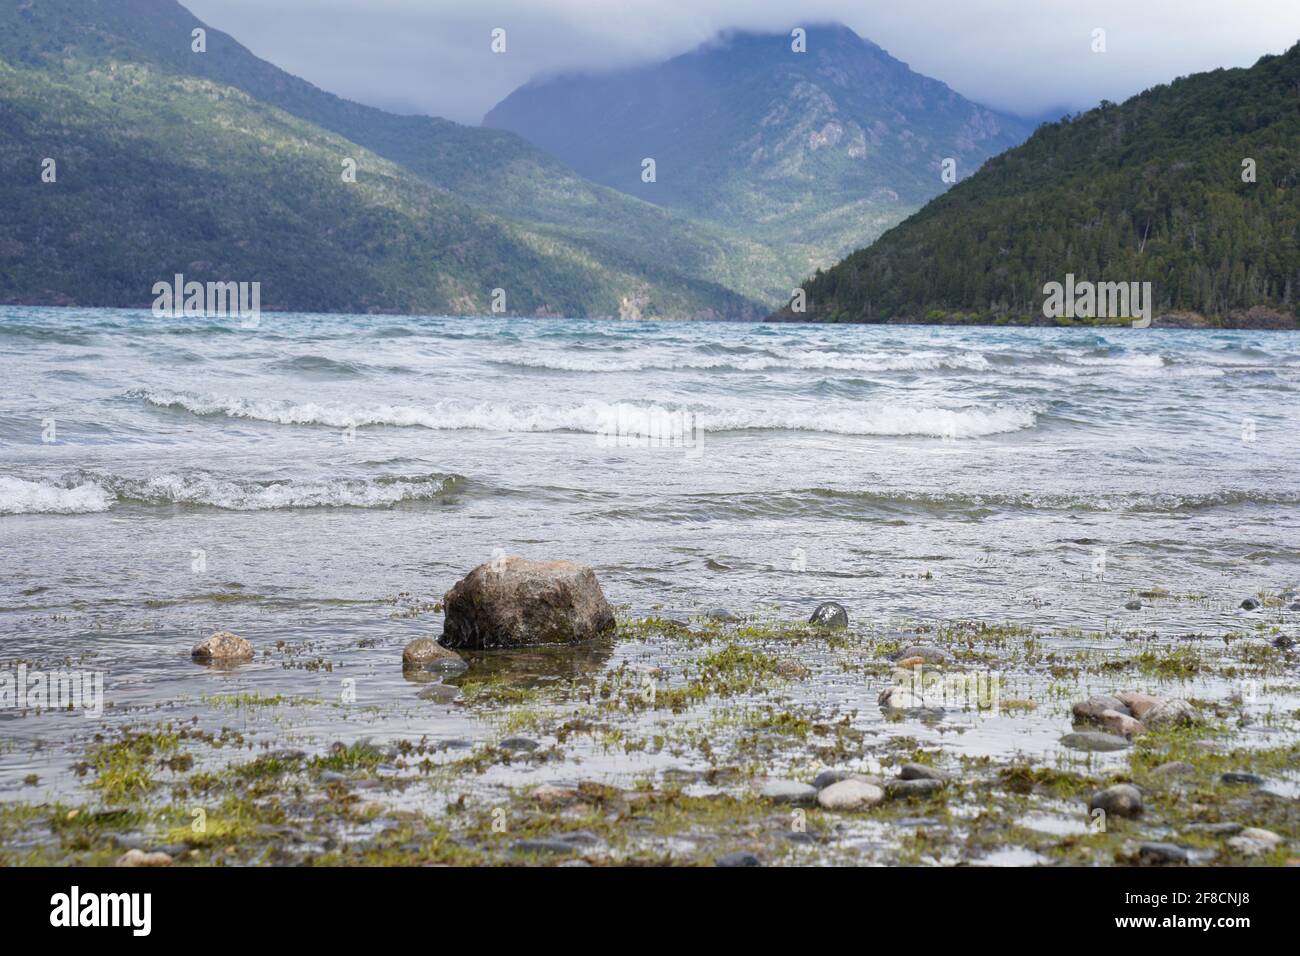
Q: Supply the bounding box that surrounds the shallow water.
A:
[2,307,1298,807]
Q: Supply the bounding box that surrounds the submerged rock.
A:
[1089,783,1143,818]
[808,601,848,628]
[1240,597,1261,611]
[817,779,884,810]
[1124,600,1143,611]
[1060,731,1130,752]
[402,638,466,671]
[760,779,818,805]
[706,607,737,622]
[191,630,253,663]
[441,556,615,648]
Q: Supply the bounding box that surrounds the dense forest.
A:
[774,41,1300,327]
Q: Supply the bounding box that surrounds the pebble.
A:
[1138,842,1189,865]
[499,737,540,753]
[1226,827,1282,856]
[760,779,818,805]
[715,851,761,867]
[808,601,848,628]
[817,779,884,810]
[1089,783,1143,818]
[190,630,253,663]
[115,849,173,867]
[402,638,466,671]
[1072,695,1131,722]
[886,778,945,799]
[1115,691,1161,719]
[1060,731,1130,752]
[1142,697,1196,729]
[1220,771,1264,786]
[898,763,948,782]
[812,769,883,790]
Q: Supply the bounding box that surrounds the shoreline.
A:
[2,603,1295,866]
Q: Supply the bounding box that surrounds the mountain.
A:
[0,0,764,317]
[485,24,1034,283]
[771,42,1300,327]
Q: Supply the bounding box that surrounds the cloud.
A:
[182,0,1300,124]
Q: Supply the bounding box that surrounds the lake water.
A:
[2,306,1298,799]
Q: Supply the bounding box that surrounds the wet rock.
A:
[1151,760,1195,777]
[1124,600,1143,611]
[1116,691,1161,719]
[1273,635,1295,649]
[191,630,253,663]
[1138,842,1189,866]
[1089,783,1143,818]
[1072,695,1132,723]
[1226,827,1282,856]
[1186,821,1243,835]
[817,779,884,810]
[892,645,950,664]
[760,779,818,805]
[1240,597,1261,611]
[706,607,737,622]
[440,556,615,649]
[886,778,945,799]
[1099,709,1145,738]
[1289,602,1300,612]
[499,737,540,753]
[402,638,466,672]
[1142,697,1196,729]
[898,763,948,782]
[808,601,848,628]
[812,769,883,790]
[715,851,761,867]
[1060,731,1130,752]
[115,849,173,867]
[512,832,599,855]
[1220,771,1264,786]
[416,684,461,704]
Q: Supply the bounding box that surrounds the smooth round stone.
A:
[1220,771,1264,786]
[812,769,883,790]
[760,779,818,805]
[715,851,761,867]
[1060,731,1130,752]
[1142,698,1196,729]
[1138,842,1189,865]
[1116,691,1161,718]
[402,638,466,671]
[808,601,848,628]
[1089,783,1143,818]
[1072,695,1132,722]
[1099,709,1145,737]
[898,763,948,781]
[817,779,884,811]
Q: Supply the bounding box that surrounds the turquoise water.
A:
[1,306,1298,795]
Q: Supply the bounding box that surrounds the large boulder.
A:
[441,557,615,649]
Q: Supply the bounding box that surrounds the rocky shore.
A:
[1,559,1297,867]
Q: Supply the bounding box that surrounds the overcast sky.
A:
[183,0,1300,124]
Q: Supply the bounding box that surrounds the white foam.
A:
[0,476,113,515]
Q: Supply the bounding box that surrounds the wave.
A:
[130,388,1040,438]
[489,349,994,374]
[0,471,463,514]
